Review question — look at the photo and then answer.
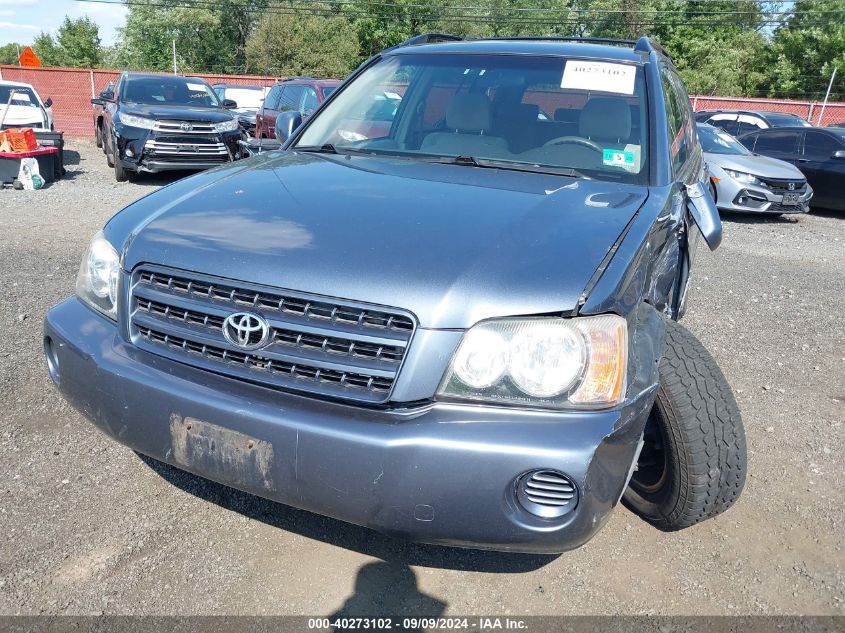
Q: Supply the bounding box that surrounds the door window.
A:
[301,87,319,116]
[753,131,800,154]
[707,114,740,136]
[660,65,693,175]
[278,86,305,112]
[803,131,842,160]
[264,85,281,110]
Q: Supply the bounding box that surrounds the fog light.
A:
[44,336,60,386]
[515,470,579,519]
[125,148,134,157]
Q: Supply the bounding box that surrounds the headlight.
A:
[213,117,239,132]
[724,169,763,186]
[76,231,120,320]
[438,315,627,409]
[117,113,157,130]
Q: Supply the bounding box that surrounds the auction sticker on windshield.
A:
[561,60,637,95]
[603,149,636,167]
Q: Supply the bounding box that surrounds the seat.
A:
[420,93,508,157]
[578,97,632,148]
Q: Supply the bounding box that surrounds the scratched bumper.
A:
[44,297,654,554]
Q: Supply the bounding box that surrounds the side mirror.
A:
[275,110,303,143]
[44,97,53,108]
[686,180,722,251]
[90,98,104,106]
[99,90,114,101]
[222,99,237,109]
[831,149,845,160]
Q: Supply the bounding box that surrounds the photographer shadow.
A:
[328,561,446,632]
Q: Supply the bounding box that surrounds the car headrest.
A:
[518,103,539,121]
[446,93,493,132]
[554,108,579,123]
[579,98,632,141]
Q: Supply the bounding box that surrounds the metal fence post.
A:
[89,68,95,98]
[808,102,815,123]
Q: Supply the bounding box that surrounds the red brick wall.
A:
[2,64,844,137]
[0,65,282,137]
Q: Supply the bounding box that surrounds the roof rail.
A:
[395,33,463,48]
[634,36,669,58]
[491,36,637,46]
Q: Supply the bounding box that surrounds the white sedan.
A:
[0,80,54,131]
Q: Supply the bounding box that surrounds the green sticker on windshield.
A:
[602,149,636,167]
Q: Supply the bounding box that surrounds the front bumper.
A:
[114,125,243,173]
[714,177,813,214]
[44,297,655,553]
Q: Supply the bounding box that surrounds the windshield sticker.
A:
[561,61,636,95]
[603,149,636,167]
[186,83,206,92]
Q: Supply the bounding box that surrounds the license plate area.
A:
[168,414,275,491]
[782,192,800,205]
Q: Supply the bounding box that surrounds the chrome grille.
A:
[129,266,416,403]
[144,140,228,156]
[152,120,218,134]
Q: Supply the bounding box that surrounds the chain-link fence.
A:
[0,65,281,137]
[2,64,844,137]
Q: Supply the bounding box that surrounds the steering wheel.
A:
[542,136,603,152]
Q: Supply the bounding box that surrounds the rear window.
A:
[297,53,650,184]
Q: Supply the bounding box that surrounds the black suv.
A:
[92,72,244,182]
[48,36,745,553]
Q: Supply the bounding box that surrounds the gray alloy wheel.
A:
[623,319,747,530]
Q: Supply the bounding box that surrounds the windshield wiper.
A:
[296,143,339,154]
[422,154,585,178]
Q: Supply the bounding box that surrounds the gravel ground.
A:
[1,140,843,616]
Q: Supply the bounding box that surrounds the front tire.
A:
[623,320,746,530]
[114,157,136,182]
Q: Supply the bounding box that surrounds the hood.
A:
[705,151,805,180]
[120,102,235,123]
[0,104,47,128]
[116,153,647,329]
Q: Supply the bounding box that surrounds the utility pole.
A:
[172,39,177,75]
[817,68,837,126]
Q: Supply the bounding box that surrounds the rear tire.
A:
[105,133,115,167]
[623,320,746,530]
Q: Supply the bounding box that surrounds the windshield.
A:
[122,76,221,107]
[697,124,749,155]
[296,53,649,183]
[0,86,41,109]
[218,87,265,109]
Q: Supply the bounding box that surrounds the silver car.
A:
[698,123,813,214]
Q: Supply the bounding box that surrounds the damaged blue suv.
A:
[44,35,746,553]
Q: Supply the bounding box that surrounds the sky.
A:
[0,0,127,48]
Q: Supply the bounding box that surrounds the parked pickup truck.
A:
[45,35,746,553]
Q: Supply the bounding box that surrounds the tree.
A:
[246,11,360,77]
[115,0,267,72]
[0,43,25,65]
[58,16,102,67]
[33,32,65,66]
[765,0,845,101]
[31,17,102,67]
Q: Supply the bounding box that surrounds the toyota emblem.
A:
[222,312,270,350]
[180,122,193,132]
